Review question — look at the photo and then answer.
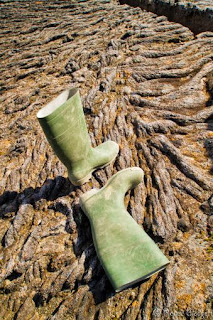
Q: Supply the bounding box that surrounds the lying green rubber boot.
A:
[80,168,169,292]
[37,88,119,185]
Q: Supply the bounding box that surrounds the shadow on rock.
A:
[71,203,115,304]
[204,72,213,173]
[204,110,213,175]
[0,176,155,305]
[0,176,74,219]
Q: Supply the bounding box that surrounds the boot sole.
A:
[70,156,117,186]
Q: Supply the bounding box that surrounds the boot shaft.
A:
[80,168,169,292]
[37,88,91,168]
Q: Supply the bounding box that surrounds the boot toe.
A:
[94,140,119,166]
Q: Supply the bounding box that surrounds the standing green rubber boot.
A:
[37,88,119,185]
[80,168,169,292]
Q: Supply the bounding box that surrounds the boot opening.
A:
[37,88,78,118]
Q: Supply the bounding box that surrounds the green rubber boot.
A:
[37,88,119,185]
[80,168,169,292]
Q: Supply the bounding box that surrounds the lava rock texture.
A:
[0,0,212,319]
[120,0,213,34]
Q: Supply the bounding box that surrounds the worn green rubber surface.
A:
[37,88,119,185]
[80,168,169,292]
